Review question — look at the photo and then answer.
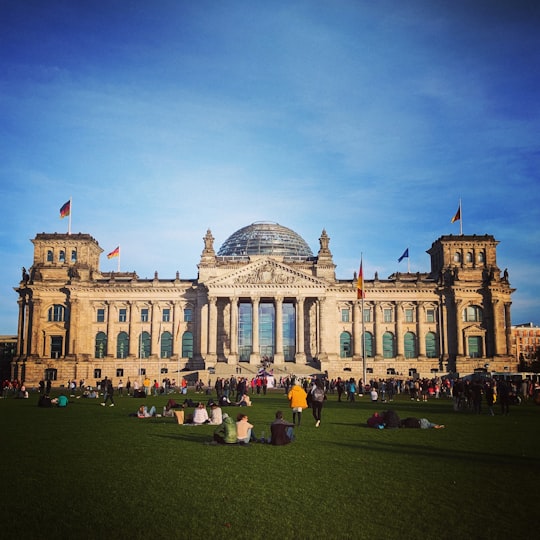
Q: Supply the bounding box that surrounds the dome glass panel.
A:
[217,222,313,258]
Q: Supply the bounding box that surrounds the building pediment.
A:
[462,324,486,335]
[206,258,326,290]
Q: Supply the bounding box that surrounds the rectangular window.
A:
[341,309,349,323]
[384,308,393,323]
[141,308,149,322]
[97,308,105,323]
[405,308,414,323]
[426,309,435,323]
[119,308,127,322]
[184,308,192,322]
[162,308,170,322]
[363,309,371,323]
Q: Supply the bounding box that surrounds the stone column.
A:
[317,297,328,361]
[295,296,306,363]
[250,297,260,364]
[274,296,284,364]
[228,296,238,364]
[417,303,426,357]
[395,302,403,357]
[208,296,218,361]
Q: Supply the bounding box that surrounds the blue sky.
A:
[1,0,539,333]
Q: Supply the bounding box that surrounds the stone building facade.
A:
[12,222,516,386]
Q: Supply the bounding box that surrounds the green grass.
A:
[1,389,539,539]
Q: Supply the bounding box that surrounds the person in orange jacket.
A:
[287,380,308,426]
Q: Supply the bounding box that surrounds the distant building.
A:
[12,223,515,385]
[512,322,540,366]
[0,335,17,381]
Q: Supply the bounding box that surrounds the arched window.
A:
[404,332,417,359]
[466,252,473,263]
[425,332,438,358]
[160,331,172,359]
[340,332,352,358]
[48,305,65,322]
[139,331,151,358]
[95,332,107,358]
[453,252,461,263]
[59,250,65,262]
[71,250,77,262]
[478,252,485,263]
[383,332,395,358]
[182,331,193,359]
[362,331,374,357]
[463,305,483,322]
[117,332,129,359]
[47,250,53,262]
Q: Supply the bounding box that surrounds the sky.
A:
[1,0,539,334]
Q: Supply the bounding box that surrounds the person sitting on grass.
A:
[137,405,157,418]
[208,402,223,425]
[212,413,237,444]
[190,402,209,424]
[236,413,254,444]
[51,394,69,407]
[235,393,251,407]
[270,410,295,445]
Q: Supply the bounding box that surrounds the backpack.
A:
[312,387,325,402]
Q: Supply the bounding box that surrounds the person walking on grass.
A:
[288,380,308,426]
[101,377,114,407]
[310,379,326,427]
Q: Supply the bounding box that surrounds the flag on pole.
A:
[451,205,461,223]
[357,259,365,299]
[398,248,409,263]
[60,200,71,218]
[107,246,120,259]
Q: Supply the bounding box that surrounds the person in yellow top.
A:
[143,376,151,396]
[287,380,308,426]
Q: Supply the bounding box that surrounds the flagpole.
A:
[407,255,410,274]
[117,246,121,272]
[361,253,366,387]
[459,198,463,236]
[68,196,72,235]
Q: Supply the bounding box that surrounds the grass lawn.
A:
[1,387,539,539]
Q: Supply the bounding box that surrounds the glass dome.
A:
[217,222,314,258]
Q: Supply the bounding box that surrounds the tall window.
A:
[162,308,170,322]
[71,250,77,262]
[182,331,193,359]
[454,252,461,263]
[405,308,414,323]
[383,308,393,323]
[340,332,352,358]
[363,308,371,323]
[59,250,65,262]
[95,332,107,358]
[47,250,53,262]
[141,308,149,322]
[48,305,65,322]
[426,309,435,323]
[463,305,483,322]
[97,308,105,323]
[184,308,192,322]
[139,331,151,358]
[468,336,483,358]
[259,303,275,359]
[341,309,350,323]
[117,332,129,359]
[238,303,253,362]
[425,332,438,358]
[404,332,416,359]
[160,331,172,358]
[383,332,395,358]
[466,252,473,263]
[363,331,374,357]
[283,303,296,361]
[119,308,127,322]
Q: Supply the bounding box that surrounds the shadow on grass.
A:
[332,437,540,466]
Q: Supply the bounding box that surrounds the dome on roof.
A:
[217,222,314,258]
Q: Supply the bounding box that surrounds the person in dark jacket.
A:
[270,411,295,445]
